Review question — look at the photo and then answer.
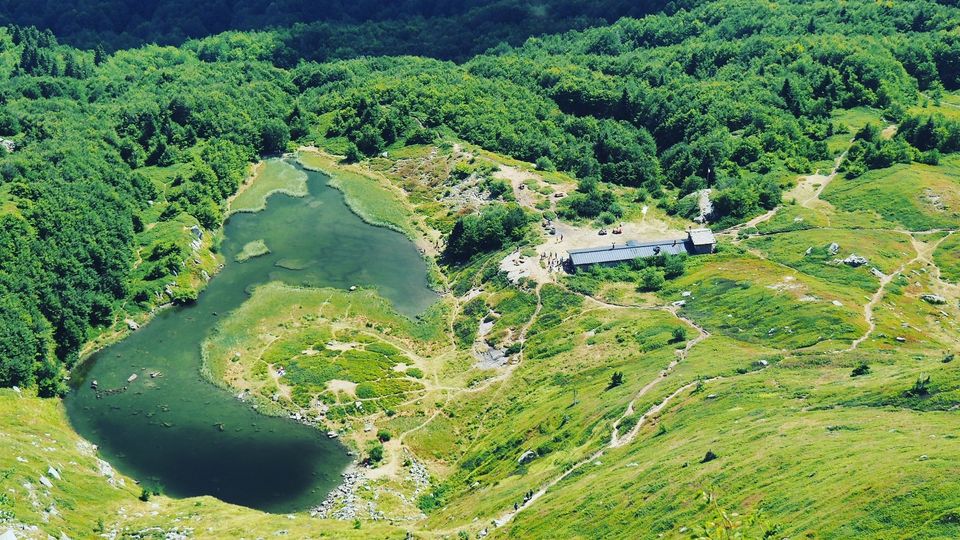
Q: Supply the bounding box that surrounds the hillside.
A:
[0,0,687,58]
[1,1,960,539]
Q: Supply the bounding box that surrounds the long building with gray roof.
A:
[568,228,716,270]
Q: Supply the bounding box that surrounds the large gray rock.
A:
[842,254,868,267]
[921,294,947,305]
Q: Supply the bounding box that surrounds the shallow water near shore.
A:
[65,159,436,513]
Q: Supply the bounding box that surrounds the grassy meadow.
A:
[0,389,405,539]
[934,232,960,283]
[228,159,309,215]
[13,133,960,539]
[297,150,420,238]
[821,155,960,231]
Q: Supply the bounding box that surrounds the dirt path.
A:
[494,164,560,211]
[610,309,709,447]
[490,352,743,533]
[725,138,856,238]
[927,231,960,295]
[792,147,851,209]
[470,296,715,532]
[845,265,902,352]
[392,285,545,472]
[464,285,544,445]
[844,231,956,351]
[919,92,960,110]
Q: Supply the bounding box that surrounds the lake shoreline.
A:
[67,156,438,514]
[294,148,436,251]
[295,149,449,292]
[74,158,274,368]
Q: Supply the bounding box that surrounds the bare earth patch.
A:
[500,217,686,284]
[326,379,358,396]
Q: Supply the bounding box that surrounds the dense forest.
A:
[2,0,960,396]
[0,0,690,59]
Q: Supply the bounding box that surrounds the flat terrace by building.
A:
[568,228,716,270]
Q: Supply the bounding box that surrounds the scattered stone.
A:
[804,246,813,256]
[827,242,840,255]
[126,319,140,331]
[706,394,718,400]
[311,470,379,520]
[919,454,929,461]
[896,336,906,343]
[842,254,869,267]
[832,300,843,307]
[47,466,61,481]
[407,453,431,495]
[681,291,692,297]
[38,476,53,488]
[922,189,946,212]
[921,294,947,305]
[870,267,884,279]
[475,346,507,369]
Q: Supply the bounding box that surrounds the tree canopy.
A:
[1,0,960,393]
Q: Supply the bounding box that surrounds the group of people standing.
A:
[541,251,566,273]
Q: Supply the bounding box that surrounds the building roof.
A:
[688,228,716,246]
[568,238,687,267]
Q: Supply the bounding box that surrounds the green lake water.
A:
[64,159,436,513]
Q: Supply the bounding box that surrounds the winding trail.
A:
[393,285,545,458]
[610,310,709,448]
[725,141,853,238]
[845,230,956,352]
[402,130,960,535]
[463,284,545,447]
[476,134,907,533]
[483,302,714,531]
